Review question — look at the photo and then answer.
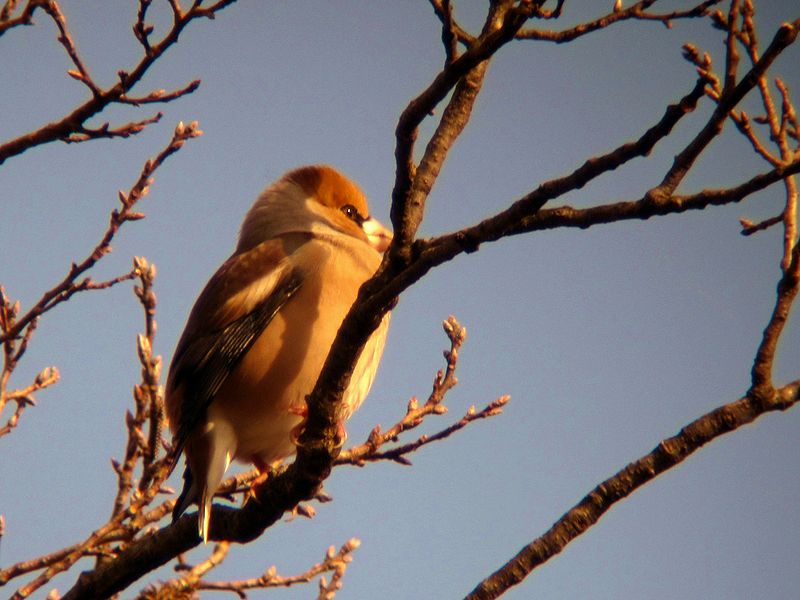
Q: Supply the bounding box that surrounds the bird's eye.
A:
[341,204,364,225]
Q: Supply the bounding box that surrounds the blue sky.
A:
[1,2,798,598]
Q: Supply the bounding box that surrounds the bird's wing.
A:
[166,238,304,459]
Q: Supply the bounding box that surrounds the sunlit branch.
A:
[464,379,800,600]
[0,1,233,164]
[0,122,203,346]
[516,0,721,43]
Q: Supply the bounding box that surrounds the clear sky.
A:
[1,2,798,598]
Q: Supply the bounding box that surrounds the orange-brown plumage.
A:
[165,165,391,541]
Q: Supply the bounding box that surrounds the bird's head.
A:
[238,165,392,254]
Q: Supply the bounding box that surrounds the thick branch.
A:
[60,313,472,597]
[464,379,800,600]
[391,2,535,251]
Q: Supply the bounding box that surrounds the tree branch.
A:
[655,17,799,197]
[464,379,800,600]
[0,0,43,37]
[24,5,800,599]
[503,155,800,234]
[0,121,203,345]
[749,240,800,398]
[515,0,721,42]
[337,316,507,467]
[0,1,233,164]
[189,538,360,598]
[391,1,537,253]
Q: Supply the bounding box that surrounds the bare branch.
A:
[109,256,166,522]
[749,242,800,398]
[0,0,41,36]
[338,316,508,467]
[655,18,799,197]
[723,1,742,95]
[350,75,711,315]
[0,1,234,164]
[740,213,783,235]
[0,366,59,438]
[429,0,470,63]
[391,2,537,253]
[118,80,201,106]
[139,542,230,598]
[38,0,101,96]
[56,313,482,598]
[684,3,799,271]
[187,538,361,598]
[340,397,509,467]
[63,112,163,143]
[500,156,800,235]
[0,121,203,346]
[133,0,154,55]
[516,0,721,43]
[464,379,800,600]
[0,544,76,586]
[0,126,200,595]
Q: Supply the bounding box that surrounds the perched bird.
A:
[165,165,392,541]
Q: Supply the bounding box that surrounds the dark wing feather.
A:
[170,269,303,458]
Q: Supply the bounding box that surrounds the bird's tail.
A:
[171,464,216,543]
[172,418,236,542]
[172,465,196,523]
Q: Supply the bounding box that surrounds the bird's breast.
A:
[208,238,386,465]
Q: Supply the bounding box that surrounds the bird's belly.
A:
[208,272,354,465]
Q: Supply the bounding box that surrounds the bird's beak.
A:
[363,217,392,253]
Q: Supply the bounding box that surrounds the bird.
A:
[165,165,392,542]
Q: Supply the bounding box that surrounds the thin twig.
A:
[338,317,508,466]
[684,3,798,269]
[195,539,360,598]
[340,397,509,467]
[653,17,799,198]
[0,0,41,36]
[119,80,201,106]
[0,366,59,438]
[0,1,233,164]
[0,121,203,346]
[516,0,720,42]
[63,113,163,143]
[740,213,783,235]
[1,125,201,598]
[39,0,100,96]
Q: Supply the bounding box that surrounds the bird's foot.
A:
[243,458,276,505]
